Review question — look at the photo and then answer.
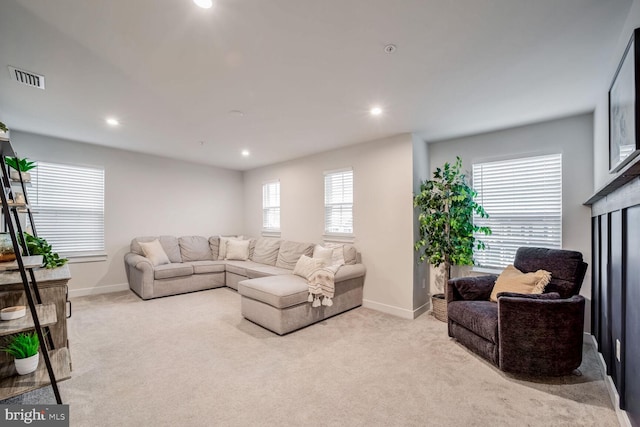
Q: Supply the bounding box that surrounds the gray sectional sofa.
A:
[124,235,366,335]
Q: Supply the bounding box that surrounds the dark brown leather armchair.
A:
[446,247,588,376]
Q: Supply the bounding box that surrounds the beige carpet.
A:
[27,289,622,426]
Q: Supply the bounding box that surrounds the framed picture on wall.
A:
[610,28,640,173]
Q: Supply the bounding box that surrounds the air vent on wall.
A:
[8,66,45,90]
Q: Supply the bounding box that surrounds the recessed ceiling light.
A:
[193,0,213,9]
[370,106,383,116]
[241,149,250,157]
[106,117,119,126]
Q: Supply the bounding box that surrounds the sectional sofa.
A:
[124,235,366,335]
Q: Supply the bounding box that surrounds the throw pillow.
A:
[312,245,333,265]
[490,264,551,302]
[293,255,326,279]
[323,243,346,267]
[139,239,170,267]
[225,239,251,261]
[218,236,241,260]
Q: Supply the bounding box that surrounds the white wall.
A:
[11,131,244,296]
[243,134,419,318]
[428,113,594,328]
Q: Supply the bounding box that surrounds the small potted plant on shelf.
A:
[20,233,68,269]
[0,121,8,142]
[5,157,37,182]
[2,331,40,375]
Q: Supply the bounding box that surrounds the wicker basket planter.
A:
[431,293,447,322]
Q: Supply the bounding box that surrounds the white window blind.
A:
[472,154,562,269]
[262,180,280,231]
[324,169,353,235]
[30,161,105,257]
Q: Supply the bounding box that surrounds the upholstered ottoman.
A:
[238,265,365,335]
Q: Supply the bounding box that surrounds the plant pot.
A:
[431,293,447,322]
[10,170,30,182]
[15,352,39,375]
[0,130,9,142]
[0,232,16,262]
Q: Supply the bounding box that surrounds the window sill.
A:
[64,254,108,264]
[323,233,355,244]
[261,230,281,238]
[471,266,503,275]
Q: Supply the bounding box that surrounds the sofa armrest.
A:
[497,292,560,300]
[447,275,497,303]
[124,252,155,299]
[335,264,366,282]
[498,295,585,376]
[125,253,153,270]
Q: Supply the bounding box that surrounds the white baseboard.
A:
[363,299,424,320]
[412,301,430,319]
[586,333,632,427]
[69,283,129,298]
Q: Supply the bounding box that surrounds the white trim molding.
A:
[363,299,427,320]
[68,282,129,298]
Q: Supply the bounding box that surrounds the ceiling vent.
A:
[8,66,45,90]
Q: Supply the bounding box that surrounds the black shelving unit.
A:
[0,139,69,403]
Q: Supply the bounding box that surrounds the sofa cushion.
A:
[225,260,264,276]
[448,300,499,344]
[226,239,251,261]
[179,236,213,262]
[185,261,226,274]
[251,238,281,266]
[246,265,296,279]
[238,275,309,309]
[275,241,314,270]
[514,247,585,298]
[489,265,550,302]
[209,236,221,260]
[131,236,182,263]
[154,263,194,280]
[139,240,170,267]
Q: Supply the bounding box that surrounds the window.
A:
[30,161,105,257]
[262,180,280,232]
[472,153,562,269]
[324,168,353,235]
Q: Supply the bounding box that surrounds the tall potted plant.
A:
[414,157,491,322]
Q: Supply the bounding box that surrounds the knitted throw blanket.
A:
[307,265,340,307]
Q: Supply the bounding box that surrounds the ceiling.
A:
[0,0,632,170]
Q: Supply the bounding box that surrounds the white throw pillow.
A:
[225,239,251,261]
[293,255,326,279]
[139,239,170,267]
[323,243,346,267]
[218,236,241,260]
[312,245,333,265]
